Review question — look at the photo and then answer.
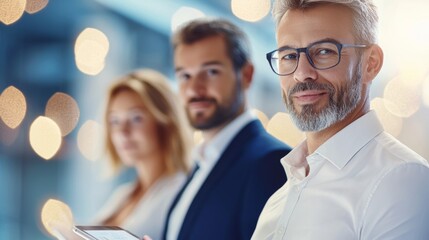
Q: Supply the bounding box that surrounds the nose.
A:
[116,121,131,135]
[183,73,208,98]
[293,52,317,82]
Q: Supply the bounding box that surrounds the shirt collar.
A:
[316,110,384,169]
[281,140,309,181]
[281,111,384,179]
[192,110,256,167]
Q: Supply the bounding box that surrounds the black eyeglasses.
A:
[266,40,367,76]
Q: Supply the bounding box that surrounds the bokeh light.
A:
[252,108,269,128]
[74,28,110,76]
[267,112,305,147]
[383,76,421,118]
[231,0,270,22]
[379,1,429,72]
[77,120,102,161]
[396,2,429,52]
[370,97,403,137]
[29,116,62,160]
[0,0,26,25]
[45,92,80,136]
[0,86,27,129]
[41,199,74,239]
[395,67,428,88]
[25,0,49,14]
[171,6,205,32]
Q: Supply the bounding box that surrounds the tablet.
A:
[73,226,140,240]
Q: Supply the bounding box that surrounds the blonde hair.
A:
[104,69,191,174]
[272,0,379,44]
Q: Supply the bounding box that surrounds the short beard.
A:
[188,74,244,130]
[283,60,363,132]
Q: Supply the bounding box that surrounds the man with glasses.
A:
[252,0,429,239]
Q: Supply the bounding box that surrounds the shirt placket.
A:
[273,177,308,240]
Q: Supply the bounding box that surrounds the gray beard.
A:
[283,60,363,132]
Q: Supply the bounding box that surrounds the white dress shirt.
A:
[252,111,429,240]
[166,110,256,240]
[93,172,186,239]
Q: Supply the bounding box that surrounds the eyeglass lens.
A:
[271,42,341,75]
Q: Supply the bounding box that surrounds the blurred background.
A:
[0,0,428,239]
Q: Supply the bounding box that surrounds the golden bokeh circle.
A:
[0,86,27,129]
[267,112,305,147]
[25,0,49,14]
[40,199,74,238]
[29,116,62,160]
[231,0,270,22]
[45,92,80,136]
[0,0,26,25]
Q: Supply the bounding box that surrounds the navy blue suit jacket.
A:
[163,120,291,240]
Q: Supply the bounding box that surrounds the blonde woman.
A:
[93,69,192,239]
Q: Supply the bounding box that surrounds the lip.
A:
[121,142,136,150]
[188,100,214,111]
[292,90,328,105]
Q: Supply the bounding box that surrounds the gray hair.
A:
[272,0,379,44]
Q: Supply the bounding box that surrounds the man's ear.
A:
[363,44,384,84]
[240,62,254,89]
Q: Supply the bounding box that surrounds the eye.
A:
[176,72,191,82]
[278,48,298,61]
[128,110,146,125]
[281,53,298,61]
[108,116,121,127]
[317,48,337,56]
[130,114,143,124]
[310,42,339,57]
[206,68,220,77]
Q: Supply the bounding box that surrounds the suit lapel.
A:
[178,120,263,239]
[162,164,200,240]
